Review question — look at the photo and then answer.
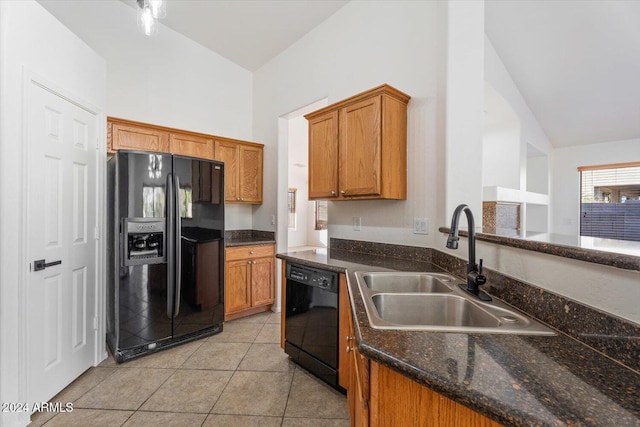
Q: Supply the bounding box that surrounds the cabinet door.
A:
[111,122,169,152]
[348,305,370,427]
[225,259,251,314]
[308,110,339,199]
[215,140,240,202]
[170,132,214,160]
[250,256,274,307]
[339,95,382,197]
[238,144,263,204]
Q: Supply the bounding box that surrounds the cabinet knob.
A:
[249,250,254,254]
[340,190,346,195]
[241,197,244,201]
[331,190,336,196]
[346,335,354,342]
[346,345,352,353]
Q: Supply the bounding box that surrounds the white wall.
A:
[0,2,107,426]
[287,114,310,248]
[39,0,252,139]
[253,0,640,324]
[550,138,640,236]
[484,35,553,233]
[254,0,446,250]
[484,37,552,157]
[445,0,485,221]
[483,123,522,190]
[38,0,255,231]
[527,155,548,194]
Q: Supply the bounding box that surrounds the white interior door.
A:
[27,80,98,404]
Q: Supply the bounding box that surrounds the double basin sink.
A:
[355,271,555,335]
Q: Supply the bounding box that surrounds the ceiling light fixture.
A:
[137,0,166,36]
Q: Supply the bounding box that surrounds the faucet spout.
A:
[446,204,491,301]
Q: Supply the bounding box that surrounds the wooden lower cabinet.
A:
[345,290,502,427]
[224,244,275,321]
[347,303,370,427]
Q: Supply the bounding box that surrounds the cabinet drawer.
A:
[226,244,275,261]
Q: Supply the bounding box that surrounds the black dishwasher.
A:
[284,263,341,390]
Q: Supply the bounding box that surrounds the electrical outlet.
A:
[271,215,276,225]
[353,217,361,231]
[413,217,428,235]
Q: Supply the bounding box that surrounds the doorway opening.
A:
[284,99,328,252]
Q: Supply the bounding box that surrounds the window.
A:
[143,185,192,218]
[143,186,165,217]
[579,162,640,242]
[315,200,328,230]
[288,189,296,229]
[179,186,193,218]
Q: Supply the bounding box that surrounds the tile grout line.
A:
[38,312,349,426]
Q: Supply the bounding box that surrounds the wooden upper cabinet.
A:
[340,96,382,198]
[239,144,263,203]
[305,84,409,201]
[107,117,264,205]
[215,140,240,202]
[169,132,214,160]
[308,110,339,199]
[214,138,263,204]
[110,120,169,153]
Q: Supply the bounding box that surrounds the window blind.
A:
[579,163,640,241]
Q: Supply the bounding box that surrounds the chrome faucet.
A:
[446,204,491,301]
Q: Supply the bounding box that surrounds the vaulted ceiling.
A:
[38,0,640,149]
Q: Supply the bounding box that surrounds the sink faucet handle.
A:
[476,259,486,286]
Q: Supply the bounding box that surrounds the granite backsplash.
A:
[330,238,640,373]
[224,230,276,247]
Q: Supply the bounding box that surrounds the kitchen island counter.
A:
[277,248,640,427]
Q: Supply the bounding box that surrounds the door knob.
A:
[33,259,62,272]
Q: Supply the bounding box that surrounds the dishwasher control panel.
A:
[286,263,338,293]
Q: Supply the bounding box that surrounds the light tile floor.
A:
[30,311,349,426]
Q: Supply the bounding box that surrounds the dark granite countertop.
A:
[225,230,275,247]
[181,227,223,243]
[439,227,640,272]
[277,248,640,427]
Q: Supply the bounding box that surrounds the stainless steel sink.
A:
[360,272,453,293]
[355,271,555,335]
[372,294,500,328]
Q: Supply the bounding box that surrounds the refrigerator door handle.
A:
[166,172,175,319]
[173,174,182,318]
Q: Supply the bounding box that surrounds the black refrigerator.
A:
[107,150,225,362]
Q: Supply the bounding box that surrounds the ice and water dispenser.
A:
[122,218,165,266]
